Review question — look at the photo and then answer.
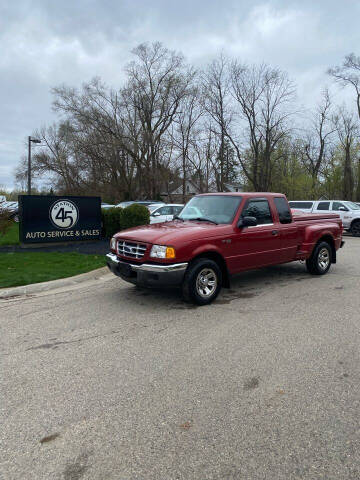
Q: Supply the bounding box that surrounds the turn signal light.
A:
[166,247,176,259]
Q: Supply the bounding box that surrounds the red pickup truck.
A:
[106,193,344,305]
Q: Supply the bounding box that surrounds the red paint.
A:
[112,193,343,273]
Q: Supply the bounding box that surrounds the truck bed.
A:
[292,210,340,222]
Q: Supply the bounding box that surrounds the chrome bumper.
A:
[106,253,188,287]
[106,253,188,272]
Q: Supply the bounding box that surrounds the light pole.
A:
[27,136,41,195]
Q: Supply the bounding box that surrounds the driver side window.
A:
[332,202,348,212]
[242,199,273,225]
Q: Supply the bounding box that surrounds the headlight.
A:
[150,245,176,259]
[110,237,117,251]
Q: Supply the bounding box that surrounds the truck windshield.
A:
[345,202,360,210]
[178,195,242,224]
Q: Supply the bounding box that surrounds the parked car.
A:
[147,203,165,212]
[106,193,344,305]
[150,204,184,224]
[115,200,164,209]
[0,200,19,222]
[101,202,115,210]
[288,200,360,236]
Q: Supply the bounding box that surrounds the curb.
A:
[0,267,110,299]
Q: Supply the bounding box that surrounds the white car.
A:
[150,204,184,224]
[147,203,165,213]
[0,200,19,222]
[289,200,360,236]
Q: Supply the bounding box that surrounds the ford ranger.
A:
[106,193,344,305]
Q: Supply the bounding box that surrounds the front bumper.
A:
[106,253,188,288]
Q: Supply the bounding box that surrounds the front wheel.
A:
[306,241,332,275]
[182,258,222,305]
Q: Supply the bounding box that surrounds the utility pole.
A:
[27,136,31,195]
[27,136,41,195]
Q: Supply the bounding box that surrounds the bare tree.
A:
[201,54,234,191]
[328,53,360,121]
[51,78,140,199]
[171,86,203,202]
[333,107,358,200]
[123,42,195,197]
[228,62,296,190]
[301,89,335,189]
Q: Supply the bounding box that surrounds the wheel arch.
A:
[189,251,230,288]
[350,218,360,234]
[314,234,336,263]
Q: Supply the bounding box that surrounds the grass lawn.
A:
[0,252,106,288]
[0,223,19,246]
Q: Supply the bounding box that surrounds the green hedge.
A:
[101,204,150,238]
[121,204,150,230]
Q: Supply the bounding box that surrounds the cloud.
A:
[0,0,359,189]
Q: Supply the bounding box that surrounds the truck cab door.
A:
[273,197,298,262]
[332,201,351,229]
[231,198,282,273]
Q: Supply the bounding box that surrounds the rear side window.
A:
[317,202,330,210]
[274,197,292,224]
[157,206,172,215]
[172,206,183,215]
[288,202,313,209]
[242,199,273,225]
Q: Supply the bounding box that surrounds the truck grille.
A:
[117,240,147,259]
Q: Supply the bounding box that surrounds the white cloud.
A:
[0,0,359,189]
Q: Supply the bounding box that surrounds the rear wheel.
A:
[182,258,222,305]
[351,220,360,237]
[306,241,332,275]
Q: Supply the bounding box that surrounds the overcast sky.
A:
[1,0,359,190]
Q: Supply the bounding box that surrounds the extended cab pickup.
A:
[106,193,344,305]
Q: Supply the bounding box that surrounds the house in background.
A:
[161,179,244,203]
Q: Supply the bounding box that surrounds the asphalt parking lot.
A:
[1,237,360,479]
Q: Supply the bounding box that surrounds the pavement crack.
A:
[25,329,124,352]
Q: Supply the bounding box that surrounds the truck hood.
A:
[114,220,229,245]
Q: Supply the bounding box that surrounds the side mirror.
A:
[152,212,161,217]
[238,216,258,228]
[339,207,347,211]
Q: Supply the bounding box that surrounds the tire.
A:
[182,258,222,305]
[306,241,332,275]
[351,220,360,237]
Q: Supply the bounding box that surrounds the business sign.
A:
[19,195,101,244]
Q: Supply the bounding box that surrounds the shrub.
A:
[101,207,122,238]
[121,204,150,231]
[101,204,150,237]
[0,210,12,237]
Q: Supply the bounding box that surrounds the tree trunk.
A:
[356,158,360,202]
[343,145,354,200]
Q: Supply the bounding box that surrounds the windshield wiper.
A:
[173,215,184,221]
[189,217,218,225]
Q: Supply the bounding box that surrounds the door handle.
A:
[271,230,279,236]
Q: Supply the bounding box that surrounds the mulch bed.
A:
[0,239,110,255]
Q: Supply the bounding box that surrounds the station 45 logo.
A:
[50,200,79,229]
